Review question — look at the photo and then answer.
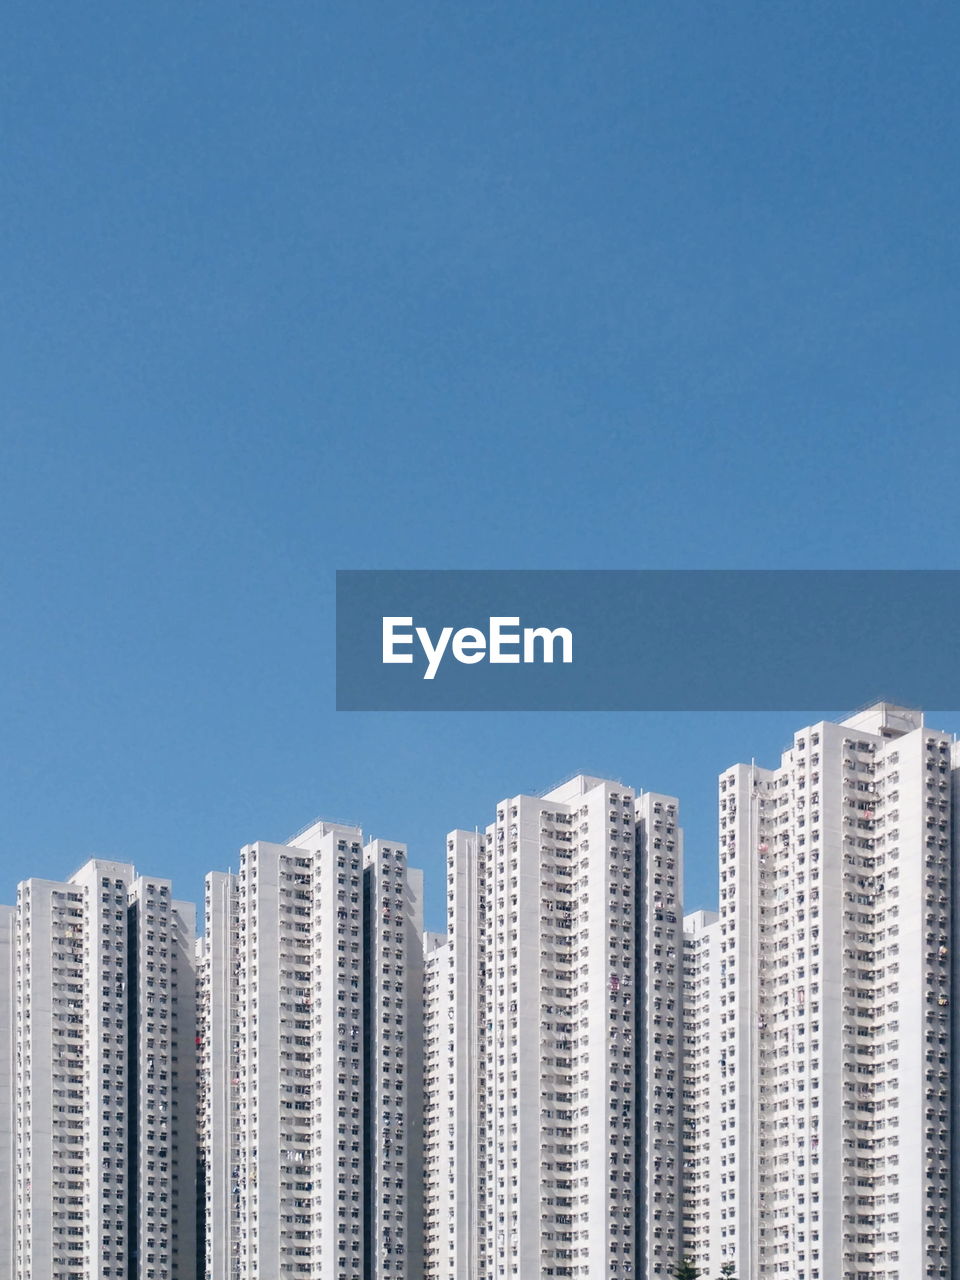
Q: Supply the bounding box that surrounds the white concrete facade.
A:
[10,859,196,1280]
[714,704,953,1280]
[197,822,425,1280]
[681,908,721,1273]
[423,777,685,1280]
[197,870,240,1280]
[129,877,198,1280]
[421,931,450,1278]
[634,791,685,1277]
[422,830,483,1280]
[6,711,960,1279]
[0,905,16,1280]
[362,841,425,1280]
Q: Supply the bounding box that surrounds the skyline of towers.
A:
[1,703,958,1279]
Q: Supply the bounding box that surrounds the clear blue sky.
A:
[2,2,959,929]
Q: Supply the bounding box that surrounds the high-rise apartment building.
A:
[681,908,721,1273]
[422,776,685,1280]
[634,790,685,1275]
[422,830,483,1280]
[0,906,16,1280]
[714,703,954,1280]
[196,822,425,1280]
[421,930,449,1276]
[363,840,425,1280]
[196,869,239,1280]
[6,859,197,1280]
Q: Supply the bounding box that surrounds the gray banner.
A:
[336,569,960,710]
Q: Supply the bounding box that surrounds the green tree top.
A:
[671,1261,700,1280]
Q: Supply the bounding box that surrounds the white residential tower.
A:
[422,776,685,1280]
[8,859,197,1280]
[714,704,953,1280]
[197,821,425,1280]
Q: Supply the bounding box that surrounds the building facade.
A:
[422,776,685,1280]
[714,704,954,1280]
[7,859,196,1280]
[196,822,425,1280]
[681,908,721,1273]
[634,791,685,1276]
[422,829,483,1280]
[4,709,959,1280]
[0,906,16,1280]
